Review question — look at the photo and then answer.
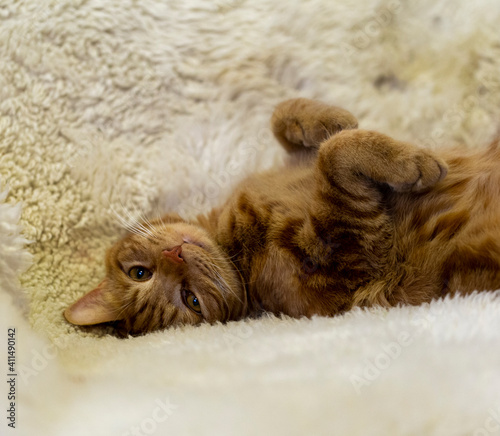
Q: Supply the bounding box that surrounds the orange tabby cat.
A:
[64,98,500,335]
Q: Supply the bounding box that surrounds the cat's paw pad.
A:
[390,149,448,192]
[272,98,358,152]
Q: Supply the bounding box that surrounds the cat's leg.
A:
[271,98,358,153]
[317,129,448,199]
[308,130,448,310]
[309,129,447,275]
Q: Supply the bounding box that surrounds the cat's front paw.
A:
[318,130,448,194]
[389,148,448,192]
[271,98,358,153]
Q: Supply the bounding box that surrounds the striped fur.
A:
[65,99,500,334]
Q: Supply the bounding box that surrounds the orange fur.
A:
[65,99,500,335]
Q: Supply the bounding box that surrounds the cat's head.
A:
[64,215,247,334]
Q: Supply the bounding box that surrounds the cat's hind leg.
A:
[271,98,358,154]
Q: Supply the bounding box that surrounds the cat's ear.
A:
[64,278,122,326]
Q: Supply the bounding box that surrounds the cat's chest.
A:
[214,168,313,272]
[217,171,312,250]
[217,206,353,316]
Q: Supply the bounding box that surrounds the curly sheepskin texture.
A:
[0,182,32,309]
[1,1,500,435]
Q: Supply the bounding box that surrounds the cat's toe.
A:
[413,152,448,192]
[392,151,448,192]
[272,98,358,152]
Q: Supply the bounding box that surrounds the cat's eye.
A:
[128,266,152,281]
[182,289,202,315]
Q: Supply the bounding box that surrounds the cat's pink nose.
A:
[162,245,183,264]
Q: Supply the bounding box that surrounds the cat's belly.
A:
[391,145,500,296]
[242,243,353,317]
[217,203,360,317]
[217,143,500,315]
[216,164,392,316]
[245,246,311,316]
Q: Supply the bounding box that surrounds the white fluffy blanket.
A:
[1,1,500,435]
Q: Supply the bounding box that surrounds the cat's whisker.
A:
[151,209,174,240]
[204,259,238,277]
[117,217,151,239]
[205,260,244,304]
[150,208,167,238]
[118,203,157,240]
[125,224,153,240]
[114,296,139,320]
[136,209,161,240]
[111,202,144,233]
[203,248,242,263]
[211,279,231,316]
[110,204,135,229]
[207,250,241,262]
[127,205,159,240]
[112,215,150,240]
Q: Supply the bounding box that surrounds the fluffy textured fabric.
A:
[0,182,32,307]
[1,0,500,434]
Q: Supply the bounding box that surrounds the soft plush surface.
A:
[1,0,500,434]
